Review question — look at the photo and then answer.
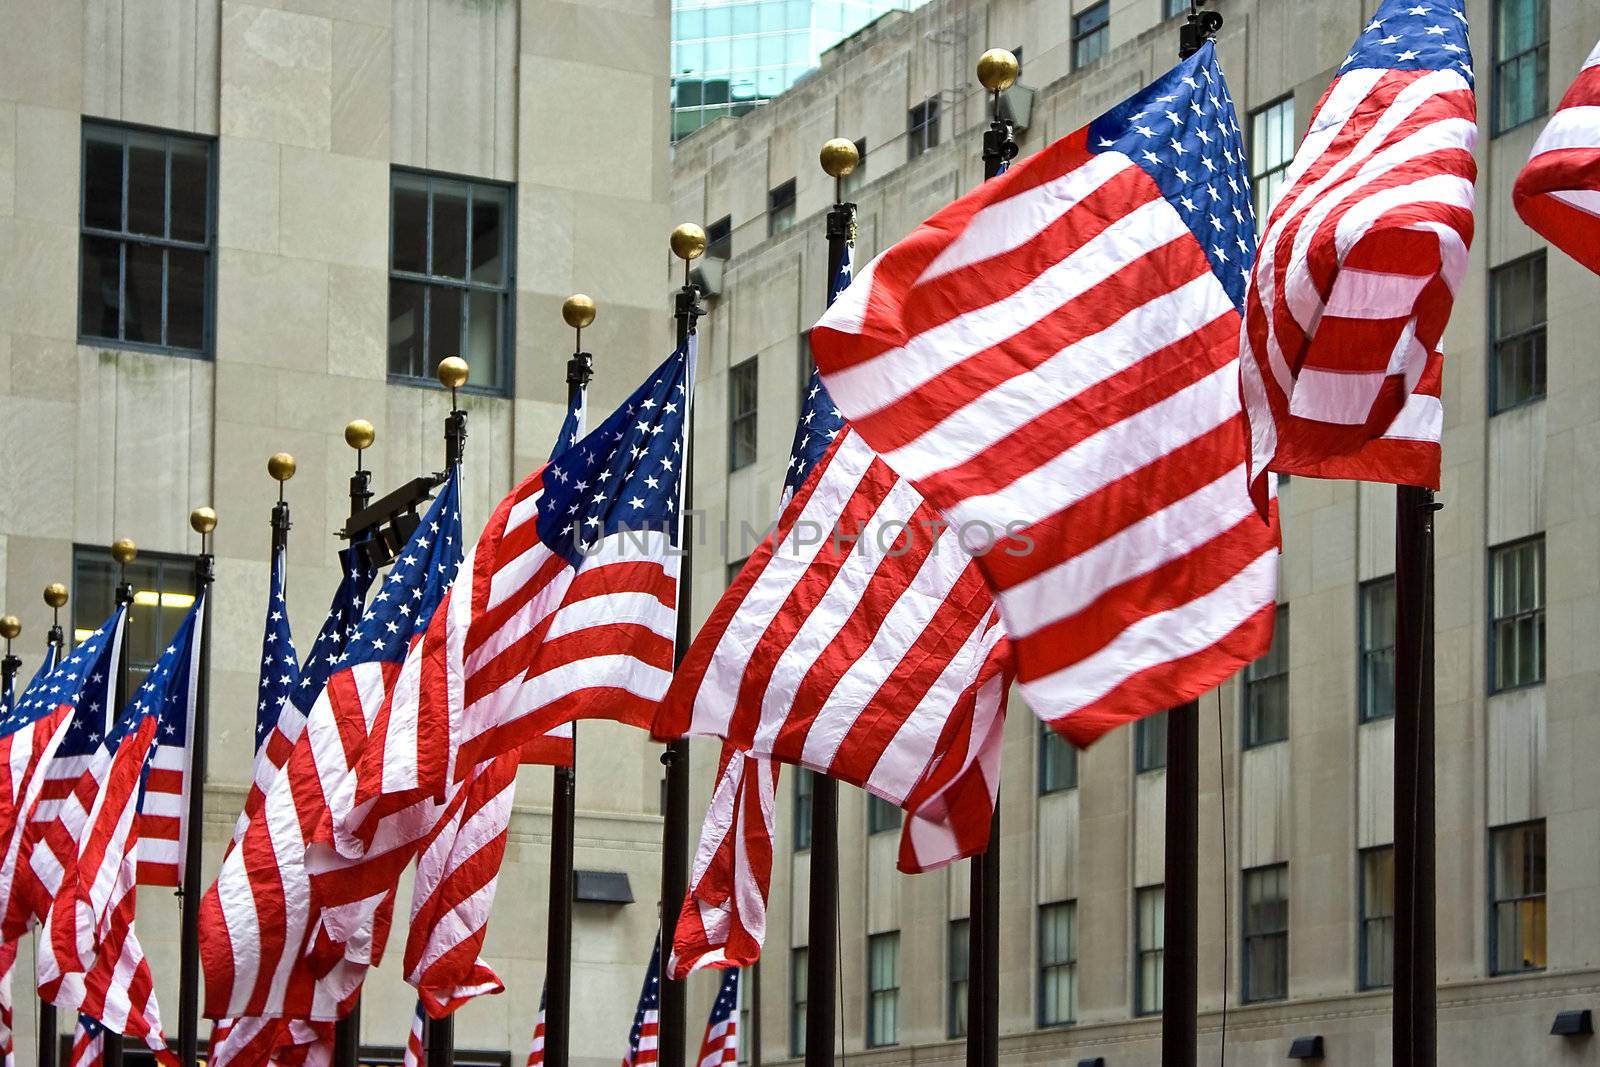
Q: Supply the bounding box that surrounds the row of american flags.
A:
[0,0,1594,1061]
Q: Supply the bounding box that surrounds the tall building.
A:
[670,0,1600,1064]
[670,0,921,140]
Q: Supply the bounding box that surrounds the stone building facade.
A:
[670,0,1600,1063]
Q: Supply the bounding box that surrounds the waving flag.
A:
[402,1001,426,1067]
[1515,38,1600,274]
[206,1015,332,1067]
[808,41,1278,743]
[255,545,299,753]
[1240,0,1477,497]
[621,942,662,1067]
[695,969,739,1067]
[526,983,548,1066]
[200,474,462,1022]
[33,599,202,1061]
[0,939,15,1067]
[69,1015,105,1067]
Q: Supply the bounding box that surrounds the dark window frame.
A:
[1489,535,1546,693]
[841,137,869,198]
[387,165,516,396]
[1135,711,1168,773]
[1491,0,1549,135]
[1135,885,1165,1016]
[729,355,760,472]
[71,545,199,689]
[1242,863,1289,1003]
[790,947,808,1057]
[907,98,942,161]
[1359,845,1395,990]
[867,793,902,834]
[866,931,900,1048]
[767,178,797,237]
[793,769,814,851]
[1037,900,1077,1027]
[1071,2,1110,69]
[1039,721,1078,794]
[947,918,969,1039]
[1249,95,1295,230]
[1243,605,1290,748]
[1359,577,1397,723]
[78,119,217,358]
[1488,251,1548,414]
[1163,0,1190,18]
[706,214,733,260]
[1489,820,1547,975]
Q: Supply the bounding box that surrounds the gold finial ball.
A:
[977,48,1020,92]
[111,538,137,565]
[268,452,297,482]
[190,506,218,535]
[562,294,597,330]
[437,356,470,390]
[820,137,860,178]
[670,223,707,262]
[0,616,20,641]
[345,419,376,451]
[43,583,68,609]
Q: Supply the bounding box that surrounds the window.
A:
[1490,821,1546,974]
[1249,96,1295,228]
[725,557,748,587]
[947,918,969,1039]
[1490,536,1545,692]
[1135,711,1167,773]
[907,98,941,161]
[867,932,899,1047]
[793,769,813,851]
[790,947,807,1057]
[1244,606,1289,747]
[706,214,733,260]
[1135,886,1164,1016]
[1490,252,1547,412]
[1164,0,1189,17]
[388,169,512,392]
[1359,577,1396,722]
[867,794,901,834]
[79,122,214,355]
[1071,3,1110,69]
[729,356,760,471]
[1039,722,1078,793]
[1359,846,1394,989]
[72,547,198,690]
[1493,0,1548,133]
[841,138,869,199]
[1038,901,1077,1026]
[767,179,796,237]
[1242,864,1288,1002]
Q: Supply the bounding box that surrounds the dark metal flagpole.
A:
[179,505,218,1067]
[104,537,137,1067]
[966,49,1018,1067]
[544,294,595,1067]
[659,222,705,1067]
[801,137,859,1067]
[1393,485,1437,1067]
[37,582,67,1067]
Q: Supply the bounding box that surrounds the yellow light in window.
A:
[73,628,96,643]
[133,590,195,609]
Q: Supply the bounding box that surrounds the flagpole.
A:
[105,536,137,1067]
[965,50,1017,1067]
[544,295,595,1067]
[178,506,217,1067]
[1393,484,1437,1067]
[333,422,374,1067]
[659,222,705,1067]
[37,583,67,1067]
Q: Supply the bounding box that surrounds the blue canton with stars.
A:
[553,381,586,461]
[1088,40,1256,311]
[705,966,739,1029]
[254,544,298,751]
[20,642,61,704]
[344,470,463,669]
[536,344,690,567]
[1342,0,1473,83]
[6,608,125,753]
[292,544,379,713]
[110,595,202,768]
[623,938,662,1063]
[786,245,850,503]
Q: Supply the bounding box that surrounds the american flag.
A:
[525,982,548,1066]
[809,40,1280,744]
[33,599,202,1062]
[621,941,662,1067]
[0,939,15,1067]
[1240,0,1477,499]
[2,611,125,941]
[200,473,462,1022]
[694,968,739,1067]
[69,1015,104,1067]
[1515,38,1600,274]
[206,1015,332,1067]
[402,1001,426,1067]
[255,543,299,752]
[135,600,204,889]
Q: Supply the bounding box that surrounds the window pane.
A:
[123,243,164,345]
[84,133,125,231]
[80,236,121,340]
[167,248,206,351]
[1040,725,1077,793]
[465,290,500,389]
[388,279,428,378]
[431,181,469,278]
[470,186,506,284]
[393,177,429,274]
[126,134,167,238]
[1136,711,1167,771]
[1360,578,1396,721]
[169,140,209,243]
[427,284,464,370]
